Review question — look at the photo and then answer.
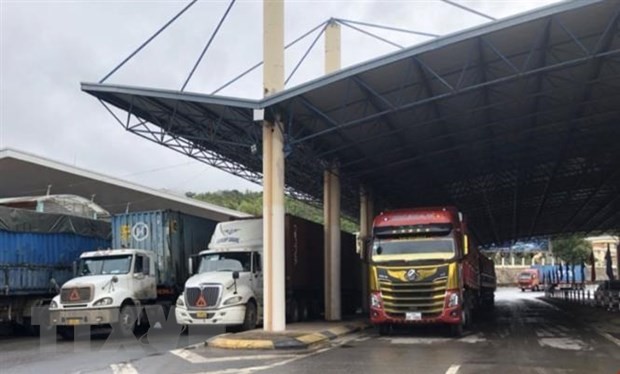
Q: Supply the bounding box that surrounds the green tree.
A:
[551,235,593,264]
[189,190,359,233]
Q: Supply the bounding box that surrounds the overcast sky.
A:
[1,0,561,197]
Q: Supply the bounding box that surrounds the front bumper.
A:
[370,305,462,326]
[175,305,246,326]
[50,307,119,326]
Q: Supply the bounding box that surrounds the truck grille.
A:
[379,280,447,318]
[60,287,92,303]
[186,286,220,308]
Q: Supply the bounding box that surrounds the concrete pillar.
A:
[324,164,341,320]
[262,0,285,332]
[359,187,373,313]
[323,19,342,322]
[325,19,341,74]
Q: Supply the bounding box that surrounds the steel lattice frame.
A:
[84,0,620,245]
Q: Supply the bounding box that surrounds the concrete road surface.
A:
[1,288,618,374]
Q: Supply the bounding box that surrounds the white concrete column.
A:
[324,164,341,321]
[262,0,285,332]
[325,19,341,74]
[323,20,342,321]
[359,187,373,313]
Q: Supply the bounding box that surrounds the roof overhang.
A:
[82,0,620,244]
[0,148,251,222]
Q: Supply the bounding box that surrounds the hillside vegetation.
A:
[187,190,359,233]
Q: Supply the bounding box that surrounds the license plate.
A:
[405,312,422,321]
[196,311,207,318]
[67,318,81,325]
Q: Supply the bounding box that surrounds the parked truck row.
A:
[48,211,362,338]
[2,197,495,339]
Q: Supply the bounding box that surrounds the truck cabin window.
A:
[519,273,533,280]
[79,255,133,276]
[198,253,252,273]
[373,237,455,256]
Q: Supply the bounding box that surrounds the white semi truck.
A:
[175,215,362,331]
[48,210,221,339]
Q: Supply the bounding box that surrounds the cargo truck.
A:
[49,210,218,339]
[175,215,361,331]
[517,268,542,291]
[367,207,496,336]
[0,205,111,334]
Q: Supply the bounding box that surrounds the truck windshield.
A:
[79,255,132,276]
[198,252,251,273]
[373,237,455,256]
[519,273,533,280]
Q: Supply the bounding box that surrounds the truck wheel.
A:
[378,324,391,336]
[241,302,257,331]
[288,299,300,323]
[58,327,74,341]
[449,323,463,337]
[115,304,137,338]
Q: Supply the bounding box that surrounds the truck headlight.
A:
[223,296,243,306]
[370,292,382,308]
[176,295,185,307]
[50,300,58,309]
[93,297,113,306]
[447,292,459,308]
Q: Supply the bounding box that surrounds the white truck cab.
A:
[49,248,156,339]
[175,219,263,331]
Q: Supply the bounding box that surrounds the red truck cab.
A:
[518,269,542,291]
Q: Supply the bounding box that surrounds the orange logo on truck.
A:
[69,288,80,301]
[195,294,207,307]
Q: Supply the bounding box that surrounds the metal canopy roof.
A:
[0,149,250,222]
[82,0,620,245]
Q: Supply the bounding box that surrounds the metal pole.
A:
[262,0,285,332]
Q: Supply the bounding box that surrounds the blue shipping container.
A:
[534,264,586,284]
[0,231,110,295]
[111,210,217,289]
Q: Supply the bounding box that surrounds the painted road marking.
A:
[110,363,139,374]
[595,329,620,348]
[386,337,451,345]
[445,364,460,374]
[537,337,591,351]
[195,333,367,374]
[170,349,299,364]
[458,333,486,344]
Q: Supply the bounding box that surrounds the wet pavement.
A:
[0,288,618,374]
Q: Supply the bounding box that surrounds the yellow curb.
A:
[296,333,328,345]
[208,337,274,350]
[326,326,351,336]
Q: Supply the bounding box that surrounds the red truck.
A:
[518,269,542,291]
[367,207,496,336]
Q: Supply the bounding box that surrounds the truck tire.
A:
[288,299,300,323]
[58,326,74,341]
[449,323,463,337]
[378,324,391,336]
[241,302,257,331]
[115,304,137,338]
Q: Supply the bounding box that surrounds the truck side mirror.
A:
[188,258,194,275]
[72,261,77,277]
[232,271,239,294]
